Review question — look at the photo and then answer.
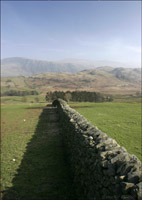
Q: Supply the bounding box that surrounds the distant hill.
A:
[1,57,85,77]
[82,67,141,83]
[110,67,141,82]
[1,66,141,95]
[1,57,139,77]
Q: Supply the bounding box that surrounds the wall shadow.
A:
[2,105,76,200]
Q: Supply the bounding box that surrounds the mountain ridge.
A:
[1,57,140,77]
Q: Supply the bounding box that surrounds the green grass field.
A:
[1,102,75,199]
[70,102,141,160]
[1,96,141,199]
[1,104,44,190]
[1,95,47,105]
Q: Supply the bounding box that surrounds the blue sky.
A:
[1,1,141,67]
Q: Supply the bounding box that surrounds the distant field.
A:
[70,102,141,160]
[1,95,47,105]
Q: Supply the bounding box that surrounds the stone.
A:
[89,141,95,147]
[111,184,122,194]
[101,160,109,168]
[105,144,117,151]
[117,161,135,176]
[119,146,127,152]
[121,182,135,194]
[121,195,135,200]
[120,175,125,180]
[102,187,109,196]
[129,154,141,164]
[103,178,111,187]
[110,176,116,184]
[70,118,74,122]
[111,153,125,165]
[136,182,142,200]
[107,167,116,176]
[127,171,141,184]
[89,136,93,140]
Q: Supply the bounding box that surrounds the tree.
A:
[45,90,109,103]
[65,93,72,102]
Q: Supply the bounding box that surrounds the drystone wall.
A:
[53,99,142,200]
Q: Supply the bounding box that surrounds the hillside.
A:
[1,57,138,77]
[1,57,94,77]
[1,67,141,95]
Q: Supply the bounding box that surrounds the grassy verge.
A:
[70,102,141,160]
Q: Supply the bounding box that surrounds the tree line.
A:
[1,90,39,96]
[46,91,113,102]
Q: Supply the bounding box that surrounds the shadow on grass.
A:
[2,105,76,200]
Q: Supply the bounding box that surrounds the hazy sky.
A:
[1,1,141,66]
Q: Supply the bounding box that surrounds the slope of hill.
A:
[1,67,141,95]
[81,67,141,83]
[111,67,141,83]
[1,57,139,77]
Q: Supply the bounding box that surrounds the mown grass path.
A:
[1,104,76,200]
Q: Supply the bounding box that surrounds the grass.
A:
[1,104,41,190]
[1,96,141,199]
[1,103,76,200]
[70,102,141,160]
[112,94,142,103]
[1,95,47,105]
